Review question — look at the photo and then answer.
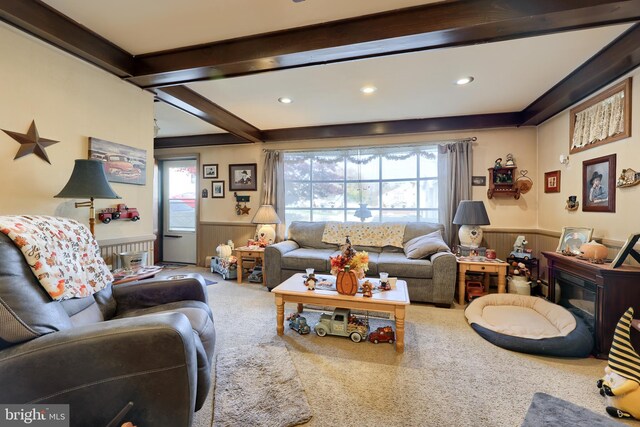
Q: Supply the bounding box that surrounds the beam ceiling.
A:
[2,0,640,147]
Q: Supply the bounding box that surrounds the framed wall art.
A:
[471,176,486,186]
[88,137,146,185]
[556,226,594,254]
[203,164,218,179]
[544,170,561,193]
[570,78,631,154]
[582,154,616,213]
[229,163,257,191]
[211,181,225,198]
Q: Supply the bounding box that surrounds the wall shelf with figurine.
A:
[487,166,520,199]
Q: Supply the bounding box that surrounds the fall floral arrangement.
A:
[510,261,531,280]
[330,236,369,279]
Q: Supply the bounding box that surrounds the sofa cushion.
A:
[288,222,337,249]
[282,248,335,271]
[403,222,445,243]
[377,252,433,279]
[404,231,450,259]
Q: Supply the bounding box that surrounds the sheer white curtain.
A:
[438,141,473,247]
[572,92,625,150]
[261,151,285,241]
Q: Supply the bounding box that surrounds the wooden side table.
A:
[456,258,509,305]
[234,246,266,285]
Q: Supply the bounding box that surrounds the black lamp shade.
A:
[452,200,490,225]
[55,160,121,199]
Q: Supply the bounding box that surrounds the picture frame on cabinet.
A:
[556,226,594,254]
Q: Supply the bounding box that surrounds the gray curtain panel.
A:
[437,141,473,247]
[261,150,285,241]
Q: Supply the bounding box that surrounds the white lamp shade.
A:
[251,205,281,224]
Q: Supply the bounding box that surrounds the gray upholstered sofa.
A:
[265,221,457,307]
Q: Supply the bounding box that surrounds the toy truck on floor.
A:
[314,308,369,343]
[368,326,395,344]
[98,204,140,223]
[288,313,310,335]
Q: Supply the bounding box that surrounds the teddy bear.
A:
[597,307,640,420]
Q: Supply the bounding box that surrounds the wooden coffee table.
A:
[272,273,410,353]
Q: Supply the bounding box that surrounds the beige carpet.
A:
[156,267,632,427]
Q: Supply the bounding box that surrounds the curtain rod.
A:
[263,137,476,153]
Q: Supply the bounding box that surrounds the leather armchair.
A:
[0,233,215,427]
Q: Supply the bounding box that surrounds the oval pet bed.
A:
[465,294,593,357]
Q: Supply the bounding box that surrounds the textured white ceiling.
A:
[184,25,630,130]
[42,0,437,54]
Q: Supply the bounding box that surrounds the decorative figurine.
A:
[509,235,532,260]
[304,273,318,290]
[361,280,373,297]
[566,195,579,211]
[494,157,503,169]
[505,153,515,167]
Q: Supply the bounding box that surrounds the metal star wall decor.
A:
[2,120,59,164]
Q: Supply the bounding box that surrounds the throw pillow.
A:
[404,231,450,259]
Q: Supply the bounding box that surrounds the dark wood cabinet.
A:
[543,251,640,359]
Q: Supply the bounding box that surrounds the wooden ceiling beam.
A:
[154,112,523,148]
[154,133,250,150]
[128,0,640,88]
[521,23,640,126]
[0,0,135,77]
[154,86,263,143]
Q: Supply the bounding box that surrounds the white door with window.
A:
[162,159,197,264]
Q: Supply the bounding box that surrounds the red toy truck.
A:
[98,204,140,223]
[368,326,395,344]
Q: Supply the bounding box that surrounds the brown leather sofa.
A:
[0,233,215,426]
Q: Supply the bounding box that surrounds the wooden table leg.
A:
[297,303,304,313]
[395,306,405,353]
[276,295,284,336]
[237,256,243,284]
[483,272,490,293]
[458,266,466,305]
[497,266,507,294]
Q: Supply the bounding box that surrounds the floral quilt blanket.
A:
[321,222,406,248]
[0,215,113,300]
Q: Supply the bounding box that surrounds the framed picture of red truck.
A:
[89,137,147,185]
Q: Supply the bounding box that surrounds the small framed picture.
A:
[556,226,594,254]
[229,163,257,191]
[583,154,616,213]
[203,164,218,179]
[211,181,225,198]
[544,170,561,193]
[471,176,486,186]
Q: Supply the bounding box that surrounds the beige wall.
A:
[537,69,640,242]
[156,127,538,229]
[0,23,154,241]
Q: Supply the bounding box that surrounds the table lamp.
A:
[251,204,281,243]
[452,200,490,248]
[55,159,121,235]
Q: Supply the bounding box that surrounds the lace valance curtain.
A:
[571,91,625,150]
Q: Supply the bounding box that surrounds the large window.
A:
[284,146,439,227]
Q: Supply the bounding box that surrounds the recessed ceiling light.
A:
[278,97,293,104]
[455,77,474,86]
[360,86,377,94]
